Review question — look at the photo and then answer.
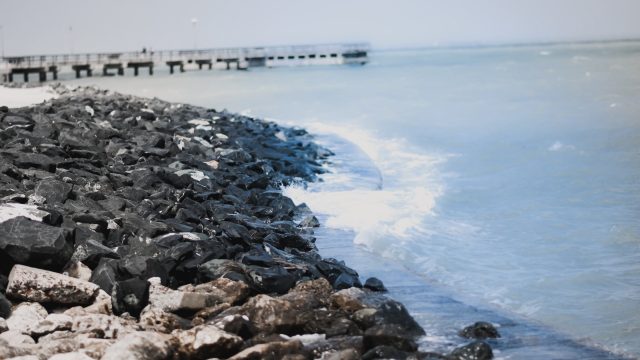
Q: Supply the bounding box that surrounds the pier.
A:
[0,43,369,83]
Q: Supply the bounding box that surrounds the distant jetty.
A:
[0,43,370,83]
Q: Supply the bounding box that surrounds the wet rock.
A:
[330,287,367,312]
[320,348,360,360]
[372,298,425,337]
[173,324,243,359]
[6,265,100,305]
[111,278,149,317]
[228,340,304,360]
[101,331,174,360]
[304,335,363,359]
[299,215,320,228]
[0,217,73,271]
[364,277,387,292]
[449,341,494,360]
[6,302,47,334]
[352,308,377,329]
[316,259,361,290]
[363,324,418,352]
[362,345,411,360]
[459,321,500,340]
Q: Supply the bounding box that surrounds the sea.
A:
[65,41,640,358]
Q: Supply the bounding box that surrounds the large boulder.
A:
[449,341,494,360]
[101,331,175,360]
[228,340,305,360]
[148,278,221,313]
[6,265,100,305]
[33,178,73,205]
[173,325,243,359]
[0,217,73,272]
[459,322,500,340]
[5,302,47,334]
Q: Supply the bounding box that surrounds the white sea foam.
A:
[548,141,575,152]
[282,122,447,257]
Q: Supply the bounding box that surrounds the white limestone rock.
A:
[149,281,220,313]
[6,302,47,334]
[6,265,100,305]
[173,325,243,359]
[101,331,175,360]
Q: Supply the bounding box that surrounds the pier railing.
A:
[1,43,370,68]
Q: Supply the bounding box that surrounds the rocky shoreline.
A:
[0,86,497,359]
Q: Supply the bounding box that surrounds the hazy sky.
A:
[1,0,640,56]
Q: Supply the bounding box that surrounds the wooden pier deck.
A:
[1,43,369,83]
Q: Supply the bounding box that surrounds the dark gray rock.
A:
[459,321,500,340]
[299,215,320,228]
[0,216,73,272]
[71,239,120,268]
[362,345,410,360]
[0,293,11,318]
[111,278,149,317]
[316,258,362,290]
[450,341,494,360]
[364,277,387,292]
[33,178,72,205]
[363,324,418,352]
[89,258,120,293]
[246,265,297,294]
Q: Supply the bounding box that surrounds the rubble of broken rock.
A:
[0,86,494,359]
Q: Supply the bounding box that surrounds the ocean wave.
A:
[283,122,447,256]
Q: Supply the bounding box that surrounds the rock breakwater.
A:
[0,86,493,359]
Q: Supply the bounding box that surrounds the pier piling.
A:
[103,63,124,76]
[127,61,154,76]
[166,60,184,74]
[72,64,92,78]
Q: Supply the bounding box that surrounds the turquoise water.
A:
[67,41,640,357]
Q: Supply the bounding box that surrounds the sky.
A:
[1,0,640,56]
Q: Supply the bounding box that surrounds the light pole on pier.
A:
[68,26,74,55]
[191,18,198,51]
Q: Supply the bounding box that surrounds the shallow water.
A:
[66,41,640,357]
